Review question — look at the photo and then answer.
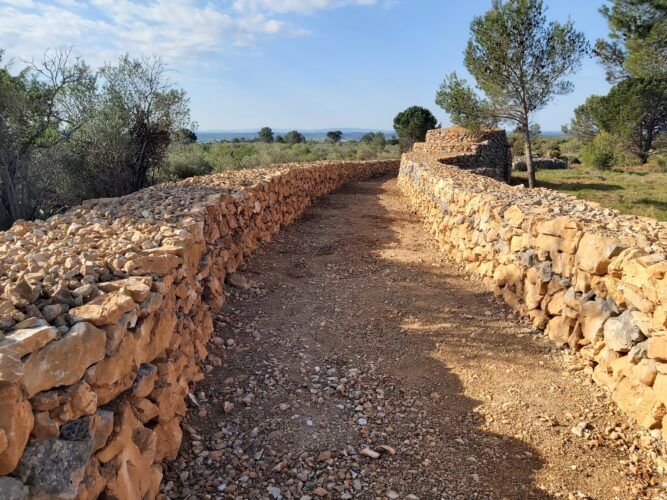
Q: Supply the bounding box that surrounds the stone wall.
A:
[412,126,512,183]
[398,152,667,440]
[513,156,569,171]
[0,159,399,498]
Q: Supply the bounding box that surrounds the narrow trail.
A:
[165,177,659,499]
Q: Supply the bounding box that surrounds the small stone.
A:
[227,273,250,290]
[360,447,380,459]
[268,486,282,498]
[313,487,328,497]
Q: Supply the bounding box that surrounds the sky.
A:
[0,0,613,132]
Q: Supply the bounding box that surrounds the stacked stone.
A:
[412,126,512,183]
[513,156,568,171]
[0,159,399,498]
[398,152,667,439]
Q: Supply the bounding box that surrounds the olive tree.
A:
[66,54,192,200]
[0,48,96,227]
[435,0,589,187]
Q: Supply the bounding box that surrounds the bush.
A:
[164,146,213,180]
[582,133,616,170]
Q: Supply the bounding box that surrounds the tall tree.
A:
[258,127,274,143]
[595,0,667,82]
[435,0,588,187]
[393,106,437,152]
[600,76,667,162]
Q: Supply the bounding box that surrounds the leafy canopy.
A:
[326,130,343,143]
[285,130,306,145]
[258,127,274,143]
[392,106,437,151]
[439,0,589,126]
[595,0,667,82]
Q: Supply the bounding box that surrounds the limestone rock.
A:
[69,292,138,327]
[604,311,645,353]
[0,326,58,357]
[575,233,626,275]
[0,350,24,384]
[21,322,106,397]
[14,438,92,498]
[0,476,28,500]
[0,383,33,475]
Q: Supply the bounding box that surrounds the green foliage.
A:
[163,144,213,180]
[598,76,667,163]
[463,0,589,123]
[595,0,667,82]
[0,48,96,226]
[582,132,617,170]
[436,0,588,187]
[562,95,605,142]
[566,77,667,164]
[435,73,498,131]
[173,128,198,144]
[258,127,274,143]
[284,130,306,145]
[393,106,437,152]
[326,130,343,143]
[360,132,387,148]
[0,49,191,228]
[163,140,400,176]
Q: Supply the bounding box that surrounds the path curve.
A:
[164,177,661,499]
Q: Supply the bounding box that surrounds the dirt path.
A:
[163,177,664,499]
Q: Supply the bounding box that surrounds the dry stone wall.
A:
[0,159,399,499]
[412,126,512,183]
[398,151,667,440]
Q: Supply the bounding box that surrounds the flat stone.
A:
[21,322,106,397]
[0,325,59,357]
[69,292,138,327]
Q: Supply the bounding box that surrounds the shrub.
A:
[164,146,213,180]
[582,132,616,170]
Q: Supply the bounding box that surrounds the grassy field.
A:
[512,165,667,221]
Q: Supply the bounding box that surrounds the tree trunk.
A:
[639,126,654,165]
[523,127,536,188]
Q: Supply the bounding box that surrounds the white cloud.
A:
[232,0,380,14]
[0,0,387,66]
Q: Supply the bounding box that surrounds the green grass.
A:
[512,165,667,221]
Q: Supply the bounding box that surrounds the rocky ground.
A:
[163,177,666,499]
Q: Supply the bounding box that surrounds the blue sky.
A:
[0,0,612,131]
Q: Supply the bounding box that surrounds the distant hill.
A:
[197,128,396,143]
